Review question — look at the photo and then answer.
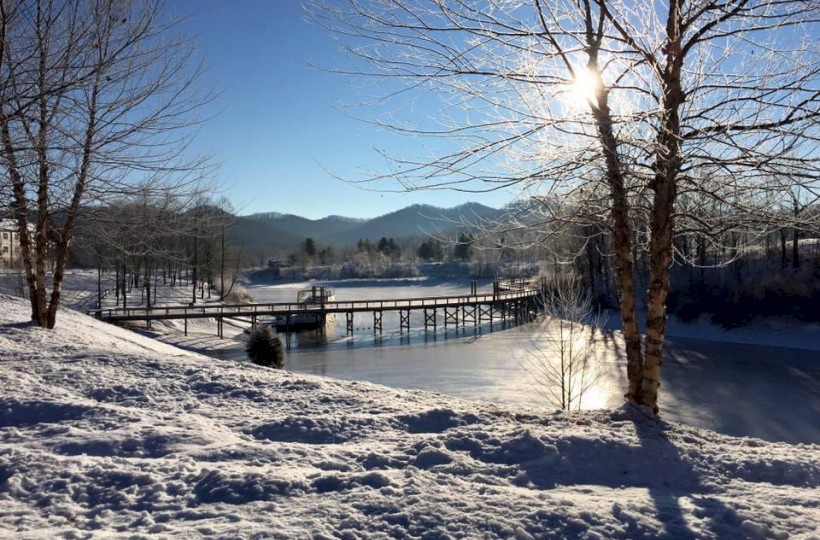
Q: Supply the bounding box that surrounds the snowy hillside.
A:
[0,294,817,539]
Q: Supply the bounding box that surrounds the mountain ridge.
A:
[236,202,505,253]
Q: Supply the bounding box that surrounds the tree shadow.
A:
[0,320,37,330]
[455,405,710,538]
[661,337,820,444]
[625,408,792,537]
[628,405,700,540]
[587,323,820,444]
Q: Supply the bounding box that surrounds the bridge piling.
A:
[424,308,436,332]
[399,309,410,333]
[444,306,458,328]
[346,311,354,335]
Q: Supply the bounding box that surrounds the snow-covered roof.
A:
[0,219,36,233]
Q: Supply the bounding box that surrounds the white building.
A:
[0,219,23,269]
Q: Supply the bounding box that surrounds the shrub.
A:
[246,326,284,368]
[523,275,608,411]
[223,285,253,304]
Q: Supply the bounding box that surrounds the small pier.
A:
[88,278,543,340]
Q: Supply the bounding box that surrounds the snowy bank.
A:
[0,294,817,539]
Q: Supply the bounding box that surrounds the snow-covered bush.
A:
[223,284,253,304]
[246,326,284,368]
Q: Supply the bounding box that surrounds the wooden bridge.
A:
[87,278,544,339]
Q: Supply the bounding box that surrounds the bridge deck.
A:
[89,288,539,323]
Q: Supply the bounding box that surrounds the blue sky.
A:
[184,1,515,219]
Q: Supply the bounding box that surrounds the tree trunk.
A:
[97,258,102,309]
[589,75,643,403]
[643,185,675,413]
[145,259,151,308]
[192,220,198,304]
[585,232,597,299]
[1,117,40,321]
[46,83,99,328]
[780,229,787,269]
[33,95,50,325]
[122,263,128,310]
[220,224,225,301]
[641,0,684,413]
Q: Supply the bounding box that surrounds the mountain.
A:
[223,216,303,264]
[339,203,503,243]
[244,213,364,243]
[241,203,504,251]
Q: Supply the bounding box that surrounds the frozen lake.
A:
[237,279,820,444]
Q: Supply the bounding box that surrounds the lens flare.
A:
[572,68,599,106]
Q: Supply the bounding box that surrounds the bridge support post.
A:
[462,305,477,327]
[346,311,354,335]
[399,309,410,333]
[373,310,383,334]
[444,307,458,328]
[184,317,187,336]
[477,304,489,325]
[218,316,223,339]
[424,308,436,332]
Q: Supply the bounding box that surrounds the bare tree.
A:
[523,275,608,411]
[311,0,819,412]
[0,0,209,328]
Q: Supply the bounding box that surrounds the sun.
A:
[570,67,599,107]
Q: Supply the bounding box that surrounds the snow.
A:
[650,313,820,354]
[1,293,818,538]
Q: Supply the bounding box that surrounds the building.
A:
[0,219,23,269]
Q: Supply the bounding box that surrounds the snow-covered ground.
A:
[1,294,818,539]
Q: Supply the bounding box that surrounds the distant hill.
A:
[226,216,302,257]
[244,213,364,243]
[239,203,504,254]
[339,203,503,244]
